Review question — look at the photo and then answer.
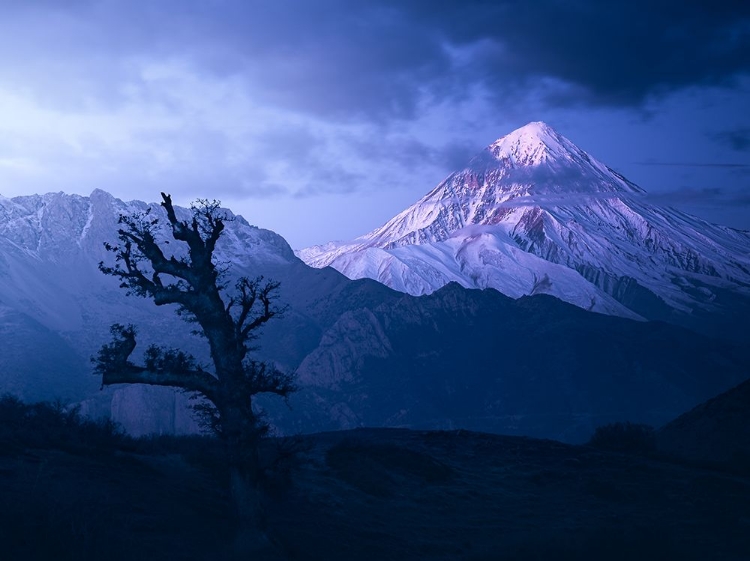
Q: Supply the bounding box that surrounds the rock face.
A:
[1,189,748,442]
[283,283,749,443]
[298,122,750,337]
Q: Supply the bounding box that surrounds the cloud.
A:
[495,192,622,208]
[634,161,750,168]
[396,0,750,109]
[642,186,750,207]
[433,183,750,214]
[1,0,748,122]
[711,127,750,152]
[1,0,749,240]
[0,1,450,120]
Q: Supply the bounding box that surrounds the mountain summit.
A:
[299,122,750,332]
[301,122,646,262]
[488,121,600,167]
[481,121,642,195]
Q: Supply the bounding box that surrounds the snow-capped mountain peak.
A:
[299,122,643,267]
[298,122,750,326]
[487,121,571,166]
[462,121,643,196]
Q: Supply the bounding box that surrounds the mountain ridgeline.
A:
[299,122,750,340]
[1,123,749,441]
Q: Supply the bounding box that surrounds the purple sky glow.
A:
[0,1,748,248]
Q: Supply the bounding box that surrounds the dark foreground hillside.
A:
[657,377,750,469]
[1,404,749,561]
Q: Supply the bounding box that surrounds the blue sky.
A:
[0,0,748,248]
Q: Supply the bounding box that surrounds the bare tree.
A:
[94,193,293,549]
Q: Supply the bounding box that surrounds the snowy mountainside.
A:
[0,189,318,433]
[1,188,748,441]
[298,122,750,328]
[0,188,416,435]
[0,190,296,350]
[0,189,295,267]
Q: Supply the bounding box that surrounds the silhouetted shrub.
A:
[0,394,128,453]
[588,422,656,454]
[0,394,26,426]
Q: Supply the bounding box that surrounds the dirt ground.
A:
[1,428,749,560]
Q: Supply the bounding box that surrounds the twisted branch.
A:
[94,324,220,402]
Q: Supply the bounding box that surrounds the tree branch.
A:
[99,254,193,308]
[243,360,296,398]
[94,324,219,402]
[97,193,293,449]
[119,228,192,282]
[233,277,286,341]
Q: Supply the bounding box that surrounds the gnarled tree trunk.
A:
[95,193,294,557]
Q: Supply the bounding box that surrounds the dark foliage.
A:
[0,394,126,455]
[589,422,657,454]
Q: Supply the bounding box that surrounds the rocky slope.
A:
[283,282,749,442]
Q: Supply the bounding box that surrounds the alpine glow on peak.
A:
[298,122,750,333]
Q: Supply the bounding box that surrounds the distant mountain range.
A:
[1,139,748,441]
[299,122,750,338]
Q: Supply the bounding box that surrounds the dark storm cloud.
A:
[292,166,366,197]
[345,134,478,173]
[211,0,750,112]
[391,0,750,108]
[712,128,750,152]
[5,0,748,121]
[436,142,480,171]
